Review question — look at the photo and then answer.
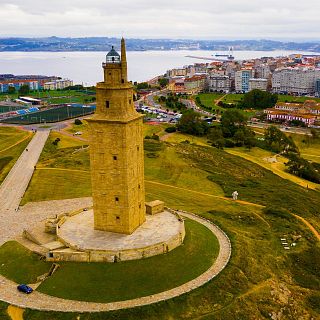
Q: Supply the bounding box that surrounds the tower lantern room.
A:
[106,46,120,64]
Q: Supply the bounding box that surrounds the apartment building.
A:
[184,75,206,94]
[208,75,231,93]
[43,79,73,90]
[272,68,320,95]
[166,68,187,77]
[248,78,268,91]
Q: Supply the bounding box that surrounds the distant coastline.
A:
[0,37,319,52]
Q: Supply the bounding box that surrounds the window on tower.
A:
[115,197,119,202]
[106,101,110,108]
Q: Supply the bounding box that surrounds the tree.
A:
[286,153,320,183]
[220,109,247,137]
[8,86,16,94]
[18,84,30,95]
[264,125,299,155]
[177,110,209,136]
[207,127,225,149]
[136,82,149,90]
[158,78,169,88]
[241,89,278,109]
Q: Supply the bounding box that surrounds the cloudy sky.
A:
[0,0,319,40]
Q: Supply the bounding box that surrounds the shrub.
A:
[151,134,160,141]
[165,126,177,133]
[224,139,235,148]
[52,138,61,146]
[74,119,82,125]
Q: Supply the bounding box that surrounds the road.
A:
[0,130,49,213]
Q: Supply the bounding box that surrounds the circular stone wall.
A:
[55,209,185,262]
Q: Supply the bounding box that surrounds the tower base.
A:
[46,209,185,263]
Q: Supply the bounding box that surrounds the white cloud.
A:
[0,0,319,39]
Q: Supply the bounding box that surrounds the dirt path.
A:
[292,213,320,241]
[7,305,24,320]
[214,94,228,105]
[0,132,33,154]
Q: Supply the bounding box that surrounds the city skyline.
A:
[0,0,320,40]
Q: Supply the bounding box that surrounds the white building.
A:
[272,68,320,95]
[44,79,73,90]
[248,78,268,91]
[167,68,187,77]
[208,75,230,93]
[255,64,271,79]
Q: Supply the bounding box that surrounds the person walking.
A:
[232,191,238,200]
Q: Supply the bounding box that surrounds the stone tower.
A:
[87,38,146,234]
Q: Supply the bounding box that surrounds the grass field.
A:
[0,241,51,284]
[0,89,95,105]
[196,93,224,109]
[226,147,320,190]
[6,126,320,319]
[0,219,219,302]
[277,95,320,103]
[222,93,245,104]
[0,127,32,183]
[0,127,30,152]
[0,301,9,320]
[285,132,320,163]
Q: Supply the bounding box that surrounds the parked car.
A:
[17,284,33,294]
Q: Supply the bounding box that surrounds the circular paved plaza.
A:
[56,209,185,262]
[0,198,231,313]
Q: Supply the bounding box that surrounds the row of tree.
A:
[176,109,256,149]
[158,93,186,111]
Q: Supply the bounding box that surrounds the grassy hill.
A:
[4,128,320,319]
[16,129,320,320]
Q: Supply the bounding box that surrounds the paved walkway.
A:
[0,199,231,313]
[0,130,49,213]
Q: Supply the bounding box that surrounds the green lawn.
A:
[222,93,245,104]
[0,241,51,284]
[0,128,32,183]
[0,127,29,151]
[21,169,91,205]
[0,301,9,320]
[277,95,320,104]
[196,93,224,108]
[0,219,219,303]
